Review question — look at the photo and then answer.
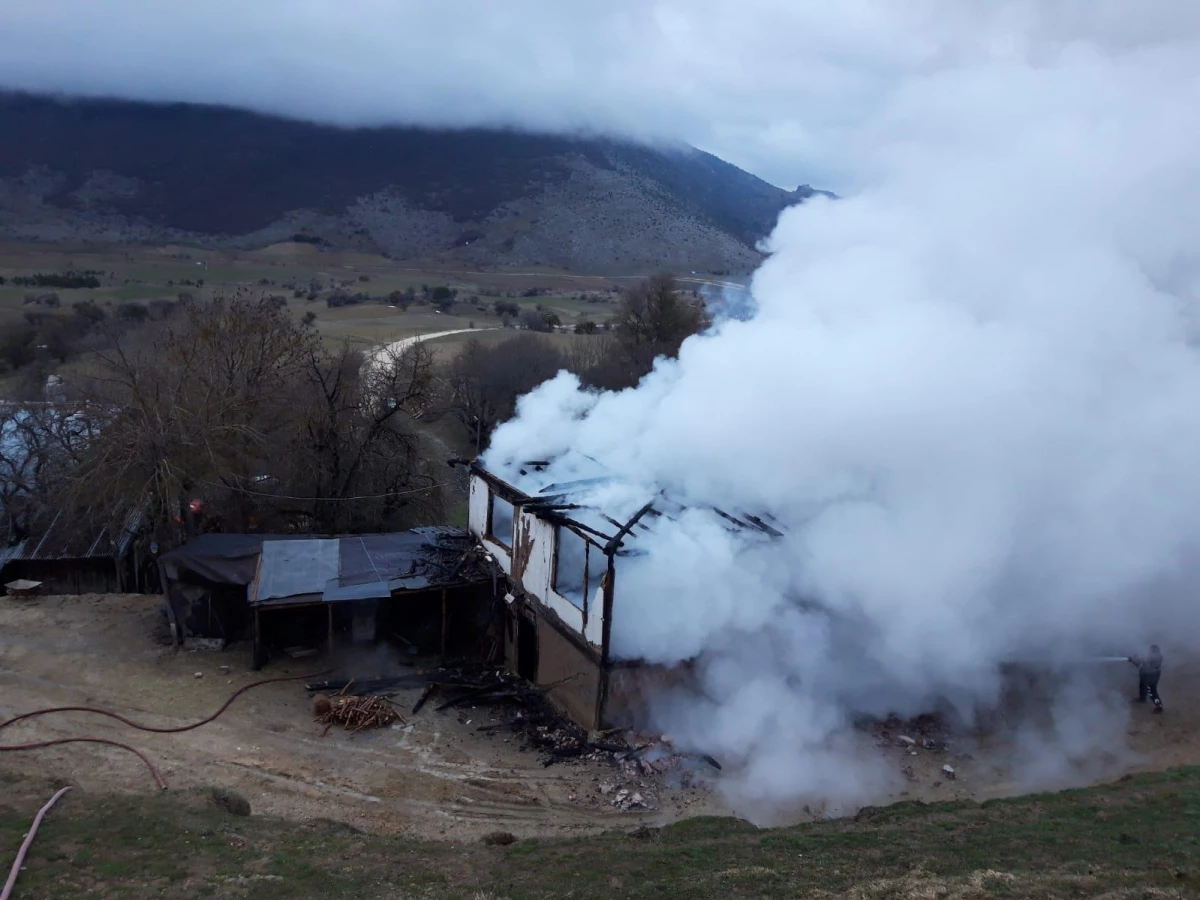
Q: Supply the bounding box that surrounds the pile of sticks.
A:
[313,691,404,735]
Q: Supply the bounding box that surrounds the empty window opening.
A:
[488,493,515,548]
[553,525,590,609]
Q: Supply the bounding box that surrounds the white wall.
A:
[470,473,607,650]
[469,473,511,576]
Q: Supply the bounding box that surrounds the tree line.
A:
[8,270,104,289]
[0,274,707,551]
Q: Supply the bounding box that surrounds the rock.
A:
[898,735,917,746]
[217,665,231,676]
[942,764,956,779]
[184,637,226,651]
[481,831,517,846]
[193,671,203,679]
[599,782,614,796]
[209,788,251,817]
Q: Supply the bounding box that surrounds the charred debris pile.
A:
[307,667,723,777]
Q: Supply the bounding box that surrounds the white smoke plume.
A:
[483,9,1200,817]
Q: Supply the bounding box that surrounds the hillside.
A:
[0,93,820,273]
[3,767,1198,897]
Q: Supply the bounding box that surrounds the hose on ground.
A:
[1,785,73,900]
[0,669,331,793]
[0,669,333,735]
[0,739,166,790]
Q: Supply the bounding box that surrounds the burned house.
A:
[466,456,782,731]
[158,527,494,666]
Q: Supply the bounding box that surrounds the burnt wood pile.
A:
[307,667,652,767]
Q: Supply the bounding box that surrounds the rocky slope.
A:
[0,93,823,273]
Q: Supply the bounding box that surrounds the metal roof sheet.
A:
[255,539,340,603]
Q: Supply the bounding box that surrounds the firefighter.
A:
[1129,645,1164,712]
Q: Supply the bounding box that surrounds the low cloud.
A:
[6,2,1197,187]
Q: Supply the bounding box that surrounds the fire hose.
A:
[0,670,330,789]
[1,786,72,900]
[0,670,333,896]
[0,669,332,737]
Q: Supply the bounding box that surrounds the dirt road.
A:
[368,328,489,367]
[2,594,1199,839]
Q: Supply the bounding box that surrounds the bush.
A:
[71,300,107,326]
[520,309,560,332]
[116,302,150,322]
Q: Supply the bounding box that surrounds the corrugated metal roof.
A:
[255,539,340,603]
[249,527,487,607]
[0,540,28,570]
[1,496,148,562]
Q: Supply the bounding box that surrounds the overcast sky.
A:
[2,1,1198,189]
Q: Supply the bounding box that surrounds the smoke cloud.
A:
[482,10,1200,815]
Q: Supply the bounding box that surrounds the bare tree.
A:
[0,403,95,546]
[572,273,709,390]
[273,340,445,533]
[54,292,450,542]
[442,335,566,453]
[69,292,317,539]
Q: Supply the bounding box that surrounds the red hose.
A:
[0,669,332,735]
[0,738,167,790]
[1,785,73,900]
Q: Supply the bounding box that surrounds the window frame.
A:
[487,491,516,549]
[552,523,590,610]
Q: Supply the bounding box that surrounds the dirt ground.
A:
[0,594,726,841]
[3,594,1199,842]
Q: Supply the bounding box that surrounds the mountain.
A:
[0,93,818,273]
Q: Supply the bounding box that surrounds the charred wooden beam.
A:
[604,502,656,554]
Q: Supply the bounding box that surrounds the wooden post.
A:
[440,588,449,660]
[327,604,334,655]
[252,608,262,671]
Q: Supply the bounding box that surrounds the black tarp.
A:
[158,534,310,642]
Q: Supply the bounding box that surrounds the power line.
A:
[198,479,455,503]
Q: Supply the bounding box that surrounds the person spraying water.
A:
[1128,645,1164,713]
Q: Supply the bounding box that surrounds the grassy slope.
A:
[2,768,1199,899]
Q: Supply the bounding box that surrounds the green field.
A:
[0,241,622,345]
[2,767,1198,898]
